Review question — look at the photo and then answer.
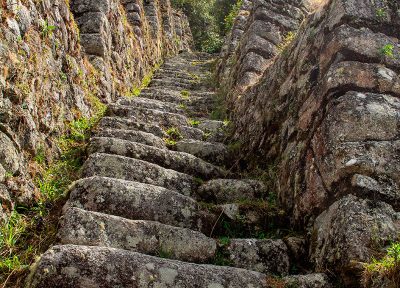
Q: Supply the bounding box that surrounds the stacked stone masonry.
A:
[0,0,192,224]
[217,0,400,285]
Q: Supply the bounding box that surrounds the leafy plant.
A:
[41,20,56,38]
[34,146,46,165]
[178,103,187,110]
[164,138,177,147]
[180,90,191,99]
[362,242,400,287]
[277,31,296,54]
[380,44,395,58]
[188,119,201,127]
[224,0,243,32]
[166,127,183,141]
[376,8,387,19]
[171,0,236,52]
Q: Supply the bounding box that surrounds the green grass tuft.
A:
[362,242,400,287]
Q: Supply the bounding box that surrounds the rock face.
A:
[217,0,310,101]
[0,0,192,219]
[218,0,400,285]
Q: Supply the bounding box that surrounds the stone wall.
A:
[218,0,400,284]
[216,0,310,107]
[0,0,192,220]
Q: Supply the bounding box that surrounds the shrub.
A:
[224,0,243,33]
[362,242,400,287]
[171,0,239,53]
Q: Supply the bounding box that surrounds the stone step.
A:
[93,128,166,149]
[176,139,229,165]
[139,89,198,104]
[152,75,196,84]
[155,71,208,81]
[148,80,202,91]
[59,207,217,263]
[224,239,290,275]
[197,119,226,133]
[97,116,209,142]
[178,125,206,141]
[283,273,333,288]
[141,87,216,98]
[118,95,214,118]
[106,105,189,128]
[26,245,269,288]
[116,97,184,114]
[88,137,227,179]
[82,153,197,196]
[97,116,166,138]
[198,179,267,204]
[66,176,215,232]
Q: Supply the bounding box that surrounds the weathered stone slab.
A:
[88,137,227,179]
[106,104,189,127]
[311,194,400,285]
[198,179,267,203]
[26,245,269,288]
[93,128,166,149]
[117,97,184,114]
[176,139,229,165]
[227,239,290,275]
[82,153,197,195]
[59,207,216,263]
[283,273,333,288]
[66,176,215,232]
[97,117,166,138]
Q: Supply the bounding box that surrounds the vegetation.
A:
[380,44,395,58]
[41,20,56,38]
[0,104,106,286]
[223,0,243,33]
[376,8,387,19]
[180,89,191,100]
[362,242,400,287]
[164,127,184,148]
[171,0,243,53]
[127,63,161,97]
[277,31,296,54]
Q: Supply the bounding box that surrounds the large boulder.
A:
[311,194,400,286]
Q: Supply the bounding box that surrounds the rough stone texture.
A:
[217,0,309,99]
[88,137,227,179]
[97,116,167,138]
[26,245,269,288]
[0,131,22,175]
[198,179,267,203]
[227,239,290,275]
[117,96,184,114]
[283,273,333,288]
[82,153,198,196]
[176,139,229,165]
[106,104,189,128]
[66,176,216,233]
[217,0,400,283]
[59,207,217,263]
[93,128,166,149]
[70,0,192,101]
[0,0,192,218]
[311,194,400,284]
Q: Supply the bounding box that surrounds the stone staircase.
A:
[26,53,331,287]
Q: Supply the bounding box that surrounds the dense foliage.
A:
[171,0,242,53]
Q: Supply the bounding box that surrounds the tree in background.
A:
[171,0,242,53]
